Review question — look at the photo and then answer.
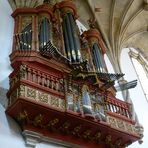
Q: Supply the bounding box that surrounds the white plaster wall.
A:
[120,48,148,148]
[0,1,65,148]
[0,0,13,89]
[36,143,66,148]
[0,104,27,148]
[0,103,66,148]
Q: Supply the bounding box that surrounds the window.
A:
[129,49,148,102]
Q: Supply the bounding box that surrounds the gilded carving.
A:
[27,87,36,99]
[38,92,48,103]
[115,138,122,146]
[83,130,91,139]
[50,96,59,107]
[47,118,59,128]
[108,117,117,128]
[34,114,43,127]
[125,123,133,133]
[105,135,112,144]
[61,122,71,133]
[59,99,65,110]
[107,115,139,135]
[19,64,27,79]
[19,85,26,97]
[17,110,28,123]
[117,120,125,130]
[72,125,81,136]
[22,16,32,31]
[94,131,101,141]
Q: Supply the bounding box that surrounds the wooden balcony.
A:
[6,62,141,148]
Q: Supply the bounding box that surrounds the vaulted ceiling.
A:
[8,0,148,72]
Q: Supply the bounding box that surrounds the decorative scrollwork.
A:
[17,110,28,123]
[27,87,36,99]
[38,92,48,103]
[19,64,27,79]
[117,120,125,130]
[33,114,43,127]
[19,85,26,97]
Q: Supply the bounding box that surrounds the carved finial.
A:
[88,18,97,29]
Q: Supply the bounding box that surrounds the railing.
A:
[10,65,64,95]
[9,65,132,121]
[105,97,131,119]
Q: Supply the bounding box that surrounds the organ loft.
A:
[6,0,143,147]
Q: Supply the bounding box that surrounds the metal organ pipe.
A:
[39,18,52,49]
[93,43,103,72]
[62,13,81,62]
[43,18,46,46]
[17,24,32,50]
[92,46,100,71]
[93,43,105,72]
[82,90,92,114]
[68,13,81,62]
[64,14,76,61]
[62,20,72,61]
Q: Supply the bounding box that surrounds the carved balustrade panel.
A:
[105,97,131,119]
[107,115,138,135]
[9,64,65,95]
[9,84,66,111]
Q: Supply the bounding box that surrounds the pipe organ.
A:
[6,0,142,147]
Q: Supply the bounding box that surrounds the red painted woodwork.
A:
[82,29,106,54]
[6,0,142,147]
[6,98,139,148]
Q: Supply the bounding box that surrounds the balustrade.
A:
[66,90,132,121]
[105,97,131,119]
[9,65,132,121]
[10,65,64,95]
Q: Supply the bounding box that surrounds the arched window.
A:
[19,24,32,50]
[120,48,148,148]
[129,49,148,102]
[39,18,52,49]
